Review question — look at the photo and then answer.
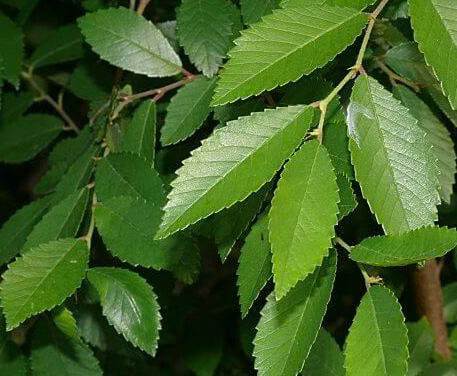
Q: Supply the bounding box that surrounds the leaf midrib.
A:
[367,290,388,375]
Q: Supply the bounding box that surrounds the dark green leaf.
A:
[240,0,281,25]
[0,13,23,88]
[443,282,457,324]
[407,319,434,376]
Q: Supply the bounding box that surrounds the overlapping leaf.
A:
[0,13,23,87]
[336,174,357,220]
[407,319,434,376]
[157,105,314,239]
[69,62,112,101]
[241,0,281,25]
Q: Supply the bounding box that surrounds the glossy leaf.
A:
[240,0,281,25]
[0,13,23,87]
[407,319,434,376]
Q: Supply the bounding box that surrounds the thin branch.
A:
[136,0,151,15]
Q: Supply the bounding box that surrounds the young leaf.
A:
[0,238,89,330]
[336,173,357,220]
[393,85,456,203]
[349,226,457,266]
[87,267,161,356]
[157,105,314,239]
[407,319,434,376]
[121,100,156,166]
[0,13,23,88]
[95,152,164,203]
[176,0,235,77]
[78,7,182,77]
[0,114,63,163]
[240,0,281,25]
[253,250,337,376]
[21,188,90,254]
[29,24,84,68]
[344,285,408,376]
[348,75,440,234]
[211,6,368,106]
[409,0,457,109]
[237,213,272,318]
[161,77,216,146]
[270,140,339,299]
[443,282,457,324]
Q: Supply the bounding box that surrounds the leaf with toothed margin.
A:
[241,0,281,25]
[281,0,375,10]
[336,173,357,220]
[269,140,339,300]
[156,105,314,239]
[211,5,368,106]
[253,250,337,376]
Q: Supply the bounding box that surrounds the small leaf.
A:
[443,282,457,324]
[270,140,339,299]
[344,285,408,376]
[87,267,161,356]
[161,77,216,146]
[407,319,434,376]
[237,213,272,318]
[240,0,281,25]
[157,105,314,239]
[78,7,182,77]
[0,13,23,88]
[121,100,156,166]
[336,173,357,220]
[350,226,457,266]
[253,250,337,376]
[0,238,89,330]
[0,114,63,163]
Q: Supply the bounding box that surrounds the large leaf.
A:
[78,7,182,77]
[0,13,23,88]
[393,85,456,203]
[161,77,216,145]
[87,267,161,355]
[211,6,368,105]
[0,238,89,330]
[157,105,314,239]
[270,140,339,299]
[0,114,63,163]
[177,0,235,77]
[29,24,84,68]
[344,285,408,376]
[407,319,434,376]
[253,250,336,376]
[348,75,440,234]
[237,213,272,318]
[350,226,457,266]
[409,0,457,109]
[240,0,281,25]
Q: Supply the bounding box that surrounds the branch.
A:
[136,0,151,15]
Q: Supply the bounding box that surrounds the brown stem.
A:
[412,259,451,360]
[136,0,151,15]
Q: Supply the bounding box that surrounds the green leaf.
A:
[419,362,457,376]
[427,83,457,128]
[177,0,235,77]
[0,114,63,163]
[52,306,82,342]
[350,226,457,266]
[0,90,35,125]
[407,319,434,376]
[157,105,314,239]
[323,121,354,179]
[0,311,27,376]
[240,0,281,25]
[95,152,164,203]
[0,13,23,88]
[409,0,457,109]
[253,250,337,376]
[29,24,83,68]
[443,282,457,324]
[78,7,182,77]
[336,173,357,220]
[344,285,408,376]
[270,140,339,299]
[0,195,53,265]
[121,100,156,166]
[300,328,345,376]
[211,6,368,106]
[157,21,179,52]
[395,85,457,203]
[161,77,216,146]
[87,267,161,356]
[237,213,272,318]
[0,238,89,330]
[281,0,375,9]
[213,97,265,128]
[22,188,90,254]
[69,62,112,101]
[348,75,440,234]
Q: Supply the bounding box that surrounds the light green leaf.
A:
[350,226,457,266]
[161,77,216,146]
[270,140,339,299]
[336,173,357,220]
[323,121,354,179]
[348,75,440,234]
[95,152,164,203]
[241,0,281,25]
[177,0,235,77]
[157,21,179,52]
[281,0,375,9]
[0,114,63,163]
[443,282,457,324]
[52,306,81,342]
[0,13,23,88]
[300,328,345,376]
[0,238,89,330]
[237,213,272,318]
[409,0,457,109]
[157,105,314,239]
[253,250,337,376]
[344,285,408,376]
[407,319,434,376]
[211,5,368,105]
[78,7,182,77]
[22,188,90,254]
[121,100,156,166]
[393,85,456,203]
[30,24,83,68]
[87,267,161,355]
